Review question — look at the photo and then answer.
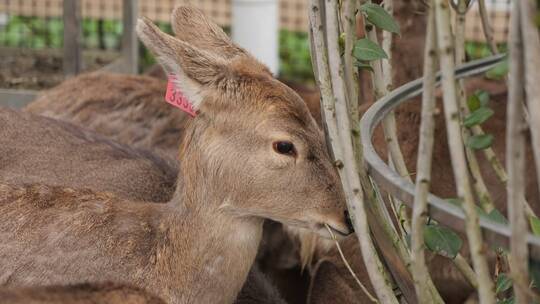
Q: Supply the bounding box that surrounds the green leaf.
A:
[530,216,540,236]
[360,3,401,34]
[464,107,494,127]
[447,198,509,225]
[486,209,508,225]
[486,58,509,80]
[339,32,346,54]
[467,94,482,112]
[496,273,513,294]
[423,224,462,259]
[353,38,388,62]
[467,90,490,112]
[467,134,494,150]
[475,90,490,107]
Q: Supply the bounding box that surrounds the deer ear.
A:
[171,6,246,59]
[170,6,271,76]
[136,17,227,112]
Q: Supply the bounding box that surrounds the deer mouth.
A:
[314,222,352,240]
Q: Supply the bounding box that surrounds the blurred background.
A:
[0,0,512,99]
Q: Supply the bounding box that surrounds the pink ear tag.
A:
[165,74,197,117]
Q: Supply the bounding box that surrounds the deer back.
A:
[25,72,187,158]
[0,107,177,202]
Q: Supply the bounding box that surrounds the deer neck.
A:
[158,157,264,303]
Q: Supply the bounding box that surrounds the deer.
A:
[0,6,352,304]
[25,70,319,304]
[24,12,323,304]
[0,107,288,304]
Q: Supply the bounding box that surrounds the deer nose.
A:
[323,212,353,238]
[344,210,355,233]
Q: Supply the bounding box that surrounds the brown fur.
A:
[0,107,177,203]
[0,7,350,304]
[0,282,165,304]
[307,235,374,304]
[25,73,187,158]
[235,265,287,304]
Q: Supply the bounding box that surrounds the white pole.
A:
[232,0,279,75]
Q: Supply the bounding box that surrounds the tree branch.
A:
[519,0,540,212]
[308,1,399,302]
[410,5,440,302]
[508,2,530,302]
[434,1,496,302]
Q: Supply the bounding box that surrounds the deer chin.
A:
[264,216,351,241]
[217,204,351,239]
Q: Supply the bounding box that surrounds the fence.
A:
[0,0,309,32]
[0,0,513,106]
[462,0,511,43]
[1,0,511,38]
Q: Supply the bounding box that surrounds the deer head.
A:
[136,7,351,238]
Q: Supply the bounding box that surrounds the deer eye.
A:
[273,141,296,156]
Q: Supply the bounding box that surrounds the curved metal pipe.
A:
[360,54,540,259]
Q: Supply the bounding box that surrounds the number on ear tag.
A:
[165,74,197,117]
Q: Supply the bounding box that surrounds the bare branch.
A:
[325,0,399,301]
[361,2,444,301]
[477,0,499,55]
[519,0,540,208]
[433,1,496,302]
[410,5,439,302]
[508,2,530,302]
[455,0,497,214]
[454,254,479,289]
[308,1,399,302]
[343,0,359,122]
[363,0,412,235]
[476,0,536,218]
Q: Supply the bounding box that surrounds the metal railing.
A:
[360,54,540,260]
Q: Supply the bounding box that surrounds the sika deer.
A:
[25,11,323,303]
[0,8,350,304]
[0,109,286,304]
[25,69,319,304]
